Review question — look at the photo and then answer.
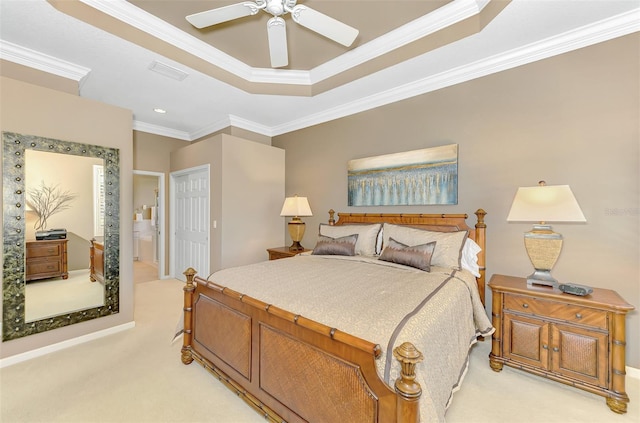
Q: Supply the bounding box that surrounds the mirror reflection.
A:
[2,132,120,341]
[24,150,105,322]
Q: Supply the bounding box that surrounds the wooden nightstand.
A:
[267,246,311,260]
[488,274,634,414]
[26,239,69,282]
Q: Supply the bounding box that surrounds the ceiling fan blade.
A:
[290,5,358,47]
[186,2,262,29]
[267,17,288,68]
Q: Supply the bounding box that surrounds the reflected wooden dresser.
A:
[89,238,105,283]
[488,274,634,414]
[25,239,68,282]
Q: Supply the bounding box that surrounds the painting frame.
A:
[347,144,458,206]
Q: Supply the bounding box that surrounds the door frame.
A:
[133,170,166,280]
[169,164,211,280]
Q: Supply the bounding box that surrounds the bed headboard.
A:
[328,209,487,306]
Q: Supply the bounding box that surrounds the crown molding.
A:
[134,7,639,139]
[0,40,91,82]
[133,120,192,141]
[80,0,489,87]
[187,117,232,141]
[228,115,276,137]
[310,0,490,83]
[267,8,640,136]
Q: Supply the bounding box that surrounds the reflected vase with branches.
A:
[27,181,77,231]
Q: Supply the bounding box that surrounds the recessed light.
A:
[153,108,167,114]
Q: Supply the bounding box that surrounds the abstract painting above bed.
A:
[347,145,459,206]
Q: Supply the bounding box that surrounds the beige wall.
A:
[273,34,640,367]
[0,60,79,95]
[170,134,284,274]
[0,76,134,359]
[133,131,188,275]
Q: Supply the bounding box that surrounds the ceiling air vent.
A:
[148,60,189,81]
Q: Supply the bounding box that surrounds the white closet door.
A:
[173,168,209,281]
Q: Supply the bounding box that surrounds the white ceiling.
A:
[1,0,638,141]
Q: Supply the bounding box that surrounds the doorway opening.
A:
[133,170,165,282]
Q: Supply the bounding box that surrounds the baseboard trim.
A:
[0,321,135,368]
[627,365,640,381]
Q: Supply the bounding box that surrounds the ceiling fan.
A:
[186,0,359,68]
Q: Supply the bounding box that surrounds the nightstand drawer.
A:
[504,294,607,329]
[27,244,62,259]
[27,258,62,275]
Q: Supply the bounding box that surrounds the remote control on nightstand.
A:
[558,283,593,296]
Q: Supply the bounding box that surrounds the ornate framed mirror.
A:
[2,132,120,341]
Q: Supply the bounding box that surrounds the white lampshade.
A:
[507,182,585,288]
[280,196,312,217]
[507,184,586,223]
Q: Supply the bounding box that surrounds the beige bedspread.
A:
[207,254,494,422]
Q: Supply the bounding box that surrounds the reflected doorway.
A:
[133,170,165,282]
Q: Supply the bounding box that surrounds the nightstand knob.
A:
[553,347,559,352]
[575,313,582,319]
[522,303,529,308]
[542,344,549,350]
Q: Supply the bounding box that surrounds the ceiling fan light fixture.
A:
[186,2,263,28]
[267,17,288,67]
[265,0,285,16]
[185,0,358,68]
[291,5,358,47]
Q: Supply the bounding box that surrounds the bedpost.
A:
[474,209,487,306]
[181,267,196,365]
[328,209,336,225]
[393,342,424,423]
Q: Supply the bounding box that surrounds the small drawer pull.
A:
[575,313,582,319]
[553,347,559,352]
[522,303,529,308]
[542,344,548,350]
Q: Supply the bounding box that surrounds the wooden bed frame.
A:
[181,209,486,423]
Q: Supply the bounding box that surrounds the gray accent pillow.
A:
[312,234,359,256]
[318,223,382,256]
[382,223,468,270]
[378,237,436,272]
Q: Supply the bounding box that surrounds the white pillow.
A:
[461,238,482,277]
[382,223,468,270]
[318,223,382,256]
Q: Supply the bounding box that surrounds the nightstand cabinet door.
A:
[551,323,608,387]
[503,313,549,369]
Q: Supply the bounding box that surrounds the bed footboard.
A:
[181,268,423,423]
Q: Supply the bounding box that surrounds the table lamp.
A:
[280,195,313,251]
[507,181,586,287]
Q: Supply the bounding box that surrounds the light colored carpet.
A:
[25,269,104,322]
[1,278,638,423]
[134,260,160,284]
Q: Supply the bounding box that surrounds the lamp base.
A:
[288,241,305,252]
[527,269,558,288]
[287,218,306,252]
[524,224,562,288]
